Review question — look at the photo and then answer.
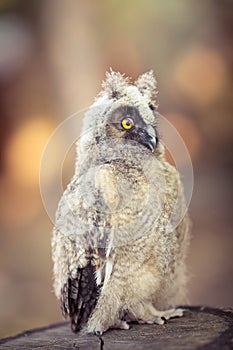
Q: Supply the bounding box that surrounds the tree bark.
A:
[0,306,233,350]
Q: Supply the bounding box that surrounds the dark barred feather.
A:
[61,262,99,332]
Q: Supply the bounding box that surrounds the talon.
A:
[118,321,130,330]
[173,308,184,317]
[161,307,184,321]
[161,316,167,324]
[95,330,103,337]
[110,320,130,330]
[155,317,165,325]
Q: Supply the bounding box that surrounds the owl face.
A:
[106,105,157,152]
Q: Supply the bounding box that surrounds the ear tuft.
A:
[135,70,158,109]
[100,68,130,99]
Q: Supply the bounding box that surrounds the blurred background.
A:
[0,0,232,338]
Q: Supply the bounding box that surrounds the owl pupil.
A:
[126,120,131,126]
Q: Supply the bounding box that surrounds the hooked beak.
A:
[137,125,157,152]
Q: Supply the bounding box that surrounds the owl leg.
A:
[131,303,184,325]
[87,291,128,334]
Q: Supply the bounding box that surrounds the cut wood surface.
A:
[0,306,233,350]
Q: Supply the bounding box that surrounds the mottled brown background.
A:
[0,0,232,338]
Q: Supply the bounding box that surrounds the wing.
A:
[52,165,118,332]
[52,226,103,332]
[61,260,99,332]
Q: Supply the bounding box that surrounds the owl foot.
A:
[138,307,184,325]
[87,319,129,335]
[87,319,107,335]
[87,308,130,335]
[112,320,130,330]
[154,308,184,325]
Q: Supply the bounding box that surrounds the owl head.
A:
[79,69,161,161]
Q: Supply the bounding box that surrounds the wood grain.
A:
[0,306,233,350]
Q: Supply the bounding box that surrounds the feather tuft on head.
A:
[100,68,130,99]
[135,70,158,109]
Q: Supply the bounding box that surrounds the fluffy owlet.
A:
[52,69,191,335]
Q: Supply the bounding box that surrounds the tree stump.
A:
[0,306,233,350]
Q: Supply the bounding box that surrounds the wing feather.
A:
[61,261,99,332]
[55,165,117,332]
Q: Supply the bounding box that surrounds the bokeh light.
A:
[173,45,228,106]
[5,117,56,188]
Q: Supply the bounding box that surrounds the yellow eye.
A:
[121,117,134,130]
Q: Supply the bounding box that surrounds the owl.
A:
[52,69,191,335]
